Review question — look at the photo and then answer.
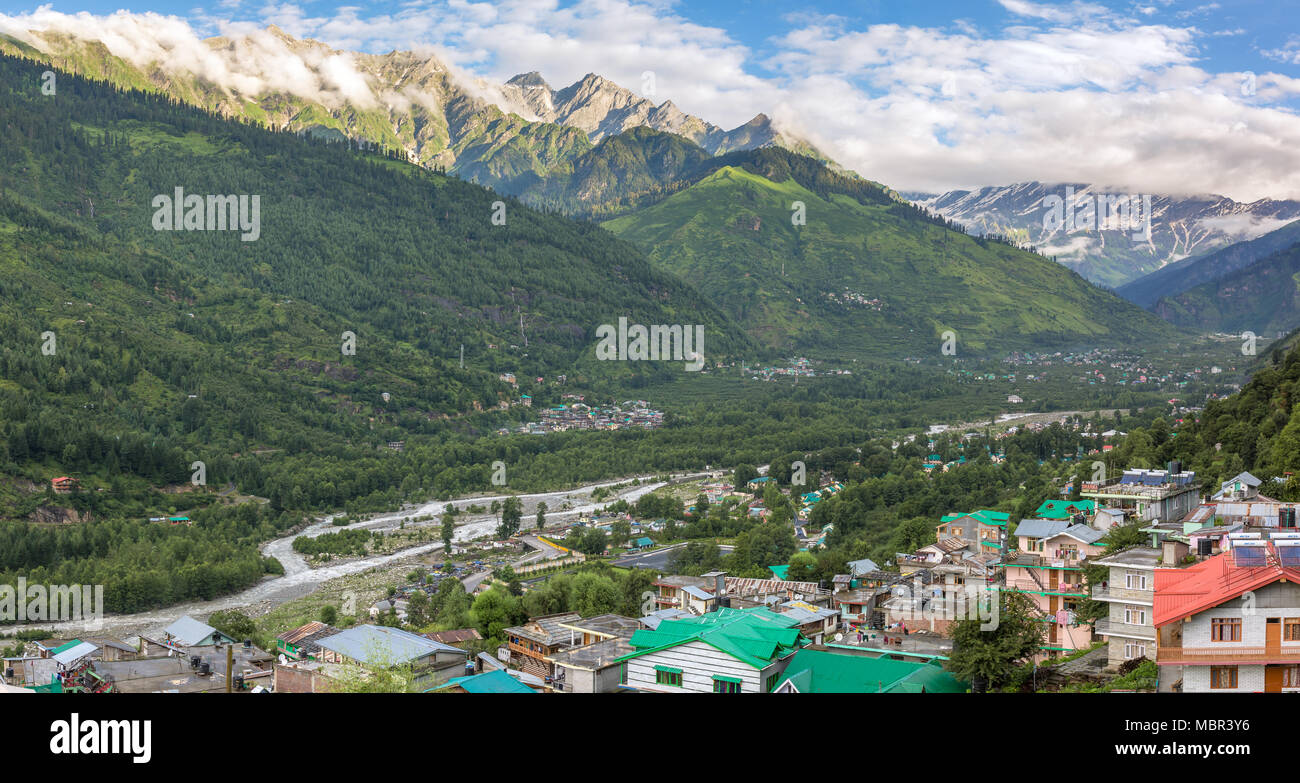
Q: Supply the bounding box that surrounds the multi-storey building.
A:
[1155,537,1300,693]
[1081,468,1200,524]
[936,509,1009,554]
[1092,547,1160,667]
[1000,519,1107,657]
[615,606,803,693]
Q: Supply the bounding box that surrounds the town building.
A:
[313,625,468,688]
[616,607,804,693]
[546,615,641,693]
[1081,468,1201,524]
[1000,519,1107,657]
[1092,547,1161,667]
[1154,537,1300,693]
[275,621,339,661]
[163,615,237,648]
[502,612,583,681]
[772,646,966,693]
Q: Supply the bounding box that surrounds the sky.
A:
[1,0,1298,200]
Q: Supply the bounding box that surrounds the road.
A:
[612,543,733,572]
[6,471,710,639]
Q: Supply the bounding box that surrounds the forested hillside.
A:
[604,163,1181,355]
[1151,242,1300,336]
[0,52,758,610]
[1100,342,1300,499]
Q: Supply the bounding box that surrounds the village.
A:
[7,456,1300,694]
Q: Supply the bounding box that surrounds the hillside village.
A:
[9,457,1300,695]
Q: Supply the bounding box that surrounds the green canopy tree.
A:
[946,591,1043,692]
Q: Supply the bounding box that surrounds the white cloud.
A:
[1,2,1297,201]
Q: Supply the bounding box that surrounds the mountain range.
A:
[1118,219,1300,308]
[912,182,1300,288]
[0,27,1185,359]
[0,25,820,203]
[603,153,1179,355]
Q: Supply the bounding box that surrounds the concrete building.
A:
[1000,519,1107,658]
[1092,547,1161,667]
[615,607,803,693]
[1081,468,1201,524]
[1155,538,1300,692]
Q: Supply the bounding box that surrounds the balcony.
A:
[1094,618,1155,641]
[1003,580,1086,597]
[506,639,548,660]
[1156,645,1300,665]
[896,554,932,567]
[1091,585,1153,604]
[1005,552,1084,569]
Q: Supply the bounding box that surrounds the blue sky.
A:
[2,1,1298,198]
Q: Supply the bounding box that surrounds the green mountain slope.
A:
[604,164,1181,355]
[1152,243,1300,336]
[1118,219,1300,308]
[0,27,827,212]
[0,53,751,510]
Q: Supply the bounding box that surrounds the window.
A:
[1210,666,1238,689]
[1211,618,1242,642]
[712,675,742,693]
[1124,642,1146,660]
[1124,606,1148,625]
[1284,666,1300,688]
[766,673,779,692]
[654,666,682,687]
[1285,619,1300,642]
[1125,572,1149,590]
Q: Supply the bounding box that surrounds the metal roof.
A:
[53,641,98,667]
[442,669,535,693]
[1155,544,1300,626]
[1013,518,1072,539]
[618,607,802,669]
[164,615,224,646]
[316,625,464,666]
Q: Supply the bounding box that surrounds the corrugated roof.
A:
[1154,544,1300,627]
[774,648,967,693]
[618,607,802,669]
[638,608,692,630]
[424,629,483,645]
[442,669,535,693]
[317,625,464,666]
[1035,499,1096,519]
[846,557,880,575]
[164,615,224,646]
[52,641,98,667]
[1014,518,1071,539]
[504,612,583,646]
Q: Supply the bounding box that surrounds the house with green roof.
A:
[615,607,804,693]
[772,648,967,693]
[434,668,536,693]
[1034,499,1097,520]
[936,509,1009,550]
